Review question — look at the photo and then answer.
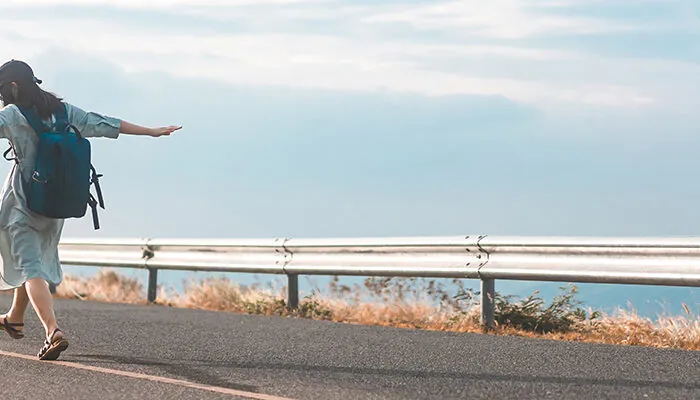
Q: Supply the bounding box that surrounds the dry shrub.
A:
[169,277,333,319]
[177,277,255,311]
[55,269,145,304]
[581,308,700,350]
[327,299,480,332]
[51,272,700,351]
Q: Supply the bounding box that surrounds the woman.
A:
[0,59,181,360]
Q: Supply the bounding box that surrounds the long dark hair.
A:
[0,81,63,121]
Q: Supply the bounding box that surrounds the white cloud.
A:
[0,0,695,111]
[361,0,641,39]
[1,18,661,109]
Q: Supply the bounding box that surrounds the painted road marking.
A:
[0,350,294,400]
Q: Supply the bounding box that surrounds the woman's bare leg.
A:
[1,284,29,328]
[25,278,59,336]
[9,284,29,318]
[25,278,68,360]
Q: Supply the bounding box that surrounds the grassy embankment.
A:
[54,270,699,351]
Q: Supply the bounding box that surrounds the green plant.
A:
[241,298,287,315]
[455,284,601,333]
[294,296,334,320]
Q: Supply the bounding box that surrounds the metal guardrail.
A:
[57,236,700,329]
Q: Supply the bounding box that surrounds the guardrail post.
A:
[147,268,158,303]
[480,278,495,330]
[287,274,299,309]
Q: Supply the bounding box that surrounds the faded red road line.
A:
[0,350,294,400]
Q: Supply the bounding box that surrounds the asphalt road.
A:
[0,295,697,399]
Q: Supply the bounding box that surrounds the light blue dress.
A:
[0,103,121,290]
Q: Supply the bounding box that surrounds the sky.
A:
[0,0,698,314]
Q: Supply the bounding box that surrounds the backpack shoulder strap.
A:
[17,105,50,135]
[52,103,69,131]
[53,103,84,139]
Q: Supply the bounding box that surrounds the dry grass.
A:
[53,270,700,351]
[56,269,147,304]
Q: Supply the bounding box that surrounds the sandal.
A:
[38,328,69,361]
[0,316,24,339]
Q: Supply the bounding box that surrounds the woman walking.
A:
[0,59,181,360]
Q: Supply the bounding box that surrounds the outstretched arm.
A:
[65,103,181,139]
[120,121,182,137]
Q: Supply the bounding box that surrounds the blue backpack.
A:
[4,103,105,230]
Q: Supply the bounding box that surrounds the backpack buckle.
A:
[32,171,48,184]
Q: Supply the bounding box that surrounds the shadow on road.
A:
[69,353,700,392]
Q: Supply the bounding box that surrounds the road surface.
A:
[0,296,697,399]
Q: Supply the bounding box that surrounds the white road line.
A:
[0,350,294,400]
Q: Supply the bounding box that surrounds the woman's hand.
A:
[120,121,182,137]
[149,126,182,137]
